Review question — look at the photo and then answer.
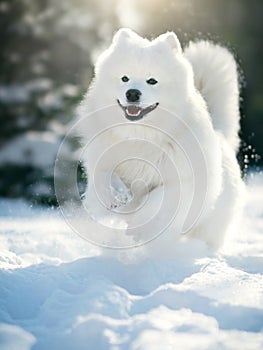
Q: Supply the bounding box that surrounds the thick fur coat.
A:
[75,28,243,249]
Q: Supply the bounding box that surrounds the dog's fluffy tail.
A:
[184,41,240,151]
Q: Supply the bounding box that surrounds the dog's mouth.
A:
[117,100,159,121]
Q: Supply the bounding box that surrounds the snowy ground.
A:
[0,173,263,350]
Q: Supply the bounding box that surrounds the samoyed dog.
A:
[75,28,243,249]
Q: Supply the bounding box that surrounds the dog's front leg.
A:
[83,171,132,218]
[108,173,133,210]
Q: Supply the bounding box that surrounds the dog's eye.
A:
[121,75,129,82]
[146,78,158,85]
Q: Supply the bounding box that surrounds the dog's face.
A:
[92,28,192,122]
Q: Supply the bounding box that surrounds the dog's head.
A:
[91,28,193,121]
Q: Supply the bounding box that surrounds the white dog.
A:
[75,28,243,249]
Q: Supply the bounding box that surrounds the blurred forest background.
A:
[0,0,262,205]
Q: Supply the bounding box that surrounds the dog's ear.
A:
[155,32,182,54]
[113,28,134,45]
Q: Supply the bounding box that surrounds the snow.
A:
[0,131,64,170]
[0,173,263,349]
[0,80,52,104]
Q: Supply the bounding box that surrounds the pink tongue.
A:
[127,105,141,115]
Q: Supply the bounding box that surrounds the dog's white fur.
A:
[76,28,243,248]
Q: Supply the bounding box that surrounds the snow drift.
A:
[0,173,263,349]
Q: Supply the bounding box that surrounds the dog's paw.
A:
[109,189,133,209]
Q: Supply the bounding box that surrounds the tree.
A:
[0,0,119,204]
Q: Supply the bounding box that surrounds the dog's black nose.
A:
[126,89,141,102]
